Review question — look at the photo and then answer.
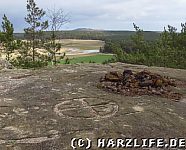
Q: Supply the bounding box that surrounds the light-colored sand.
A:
[0,39,105,59]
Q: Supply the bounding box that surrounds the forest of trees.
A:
[14,30,160,41]
[102,23,186,69]
[0,0,68,68]
[0,0,186,69]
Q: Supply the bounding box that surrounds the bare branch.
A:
[47,7,70,32]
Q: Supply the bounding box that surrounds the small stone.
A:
[13,108,29,116]
[132,106,144,112]
[105,71,122,82]
[33,106,40,110]
[48,130,59,135]
[154,79,163,87]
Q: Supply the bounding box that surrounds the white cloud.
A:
[0,0,186,32]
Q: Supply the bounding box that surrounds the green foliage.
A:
[44,41,63,65]
[158,24,186,68]
[10,40,48,69]
[14,30,160,42]
[65,57,70,64]
[103,41,122,53]
[12,58,48,69]
[102,58,116,64]
[24,0,48,62]
[89,60,96,63]
[102,23,186,69]
[0,31,3,43]
[17,40,30,58]
[11,3,49,68]
[59,54,114,64]
[131,23,146,51]
[1,14,16,61]
[113,47,125,62]
[2,15,14,41]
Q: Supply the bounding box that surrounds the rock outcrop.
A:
[0,58,14,69]
[0,63,185,150]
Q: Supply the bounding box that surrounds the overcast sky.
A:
[0,0,186,32]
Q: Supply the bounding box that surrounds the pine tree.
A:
[1,14,15,61]
[0,31,3,42]
[131,23,146,51]
[24,0,48,62]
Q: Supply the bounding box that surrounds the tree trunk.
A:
[7,52,10,61]
[54,54,57,65]
[32,40,35,62]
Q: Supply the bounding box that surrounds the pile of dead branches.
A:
[98,70,182,100]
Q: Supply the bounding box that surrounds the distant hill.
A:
[73,28,103,31]
[14,30,160,41]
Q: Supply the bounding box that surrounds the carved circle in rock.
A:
[54,98,118,119]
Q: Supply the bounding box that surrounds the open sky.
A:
[0,0,186,32]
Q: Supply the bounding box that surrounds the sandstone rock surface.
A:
[0,63,186,149]
[0,58,14,69]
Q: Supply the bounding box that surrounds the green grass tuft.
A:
[59,54,114,64]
